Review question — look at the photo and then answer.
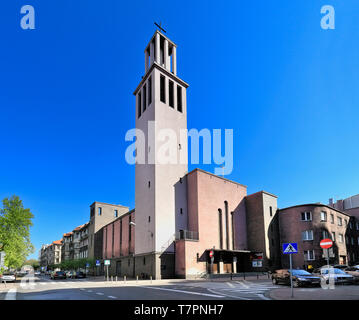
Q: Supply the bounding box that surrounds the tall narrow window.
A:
[218,209,223,249]
[114,210,118,218]
[98,207,102,216]
[148,76,152,105]
[129,216,132,245]
[177,85,182,112]
[160,75,166,103]
[231,212,235,250]
[224,201,229,249]
[112,224,114,258]
[143,84,147,112]
[138,92,142,118]
[270,206,273,217]
[169,80,174,108]
[120,220,122,256]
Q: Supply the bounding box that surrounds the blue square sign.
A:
[282,243,298,254]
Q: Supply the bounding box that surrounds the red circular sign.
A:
[209,250,214,258]
[320,238,333,249]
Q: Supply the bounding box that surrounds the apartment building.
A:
[278,204,359,269]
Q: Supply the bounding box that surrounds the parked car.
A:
[333,264,348,270]
[76,271,86,279]
[0,273,16,283]
[50,271,66,280]
[272,269,321,287]
[66,271,77,279]
[344,267,359,282]
[313,267,355,285]
[34,271,41,276]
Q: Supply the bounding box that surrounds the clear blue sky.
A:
[0,1,358,259]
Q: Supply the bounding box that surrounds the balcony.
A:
[175,230,199,241]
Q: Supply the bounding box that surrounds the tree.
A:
[0,196,35,269]
[23,259,40,270]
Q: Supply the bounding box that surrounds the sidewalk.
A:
[268,286,359,300]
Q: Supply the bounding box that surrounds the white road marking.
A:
[207,288,250,300]
[108,296,117,299]
[96,292,104,295]
[143,286,225,298]
[5,288,17,300]
[87,290,93,293]
[235,281,249,288]
[226,282,234,288]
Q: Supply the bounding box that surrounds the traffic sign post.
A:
[104,260,110,281]
[282,243,298,298]
[320,238,333,268]
[209,250,214,276]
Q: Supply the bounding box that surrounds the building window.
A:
[148,76,152,105]
[218,209,223,249]
[143,84,147,112]
[351,237,354,245]
[270,206,273,217]
[330,214,334,224]
[114,210,118,218]
[304,250,315,261]
[301,212,312,221]
[160,75,166,103]
[357,237,359,245]
[332,232,336,242]
[177,85,182,112]
[349,221,353,229]
[148,216,151,223]
[356,222,359,230]
[344,220,348,227]
[339,234,344,243]
[224,201,229,250]
[320,211,327,222]
[129,216,132,242]
[148,181,150,188]
[302,230,314,241]
[143,257,146,265]
[98,207,102,216]
[138,92,142,118]
[322,230,329,239]
[180,208,183,215]
[169,80,174,108]
[337,217,342,226]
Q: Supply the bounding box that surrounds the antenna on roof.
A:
[154,22,167,33]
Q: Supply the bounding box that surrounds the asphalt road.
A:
[1,275,277,300]
[2,275,359,300]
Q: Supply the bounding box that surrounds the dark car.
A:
[272,269,321,287]
[76,271,86,279]
[51,271,66,280]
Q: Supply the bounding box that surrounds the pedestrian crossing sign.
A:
[282,243,298,254]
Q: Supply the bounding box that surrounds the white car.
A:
[318,268,355,285]
[0,273,16,283]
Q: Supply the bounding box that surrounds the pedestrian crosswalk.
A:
[218,281,278,299]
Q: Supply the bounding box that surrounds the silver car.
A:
[317,268,355,285]
[0,273,16,283]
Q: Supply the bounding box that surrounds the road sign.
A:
[320,239,333,249]
[252,260,262,267]
[209,250,214,258]
[96,260,100,267]
[0,252,5,268]
[104,260,110,266]
[282,243,298,254]
[86,263,90,268]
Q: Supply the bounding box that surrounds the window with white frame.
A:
[320,211,327,222]
[337,217,342,226]
[304,250,315,261]
[332,232,336,241]
[302,230,314,241]
[339,234,344,243]
[322,230,329,239]
[330,214,334,224]
[301,212,312,221]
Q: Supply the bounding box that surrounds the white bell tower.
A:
[133,30,189,279]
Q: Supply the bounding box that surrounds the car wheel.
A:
[293,280,300,288]
[272,278,278,285]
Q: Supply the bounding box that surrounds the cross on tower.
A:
[154,22,167,33]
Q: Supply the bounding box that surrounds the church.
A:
[99,29,281,279]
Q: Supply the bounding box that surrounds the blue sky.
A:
[0,1,358,259]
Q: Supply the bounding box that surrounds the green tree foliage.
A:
[0,196,34,269]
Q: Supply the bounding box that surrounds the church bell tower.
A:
[133,30,189,279]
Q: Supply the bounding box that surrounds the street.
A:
[1,275,359,300]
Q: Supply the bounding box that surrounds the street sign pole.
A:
[289,253,293,298]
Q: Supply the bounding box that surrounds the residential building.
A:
[278,204,359,269]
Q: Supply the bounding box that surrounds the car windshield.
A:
[322,268,347,275]
[291,270,311,276]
